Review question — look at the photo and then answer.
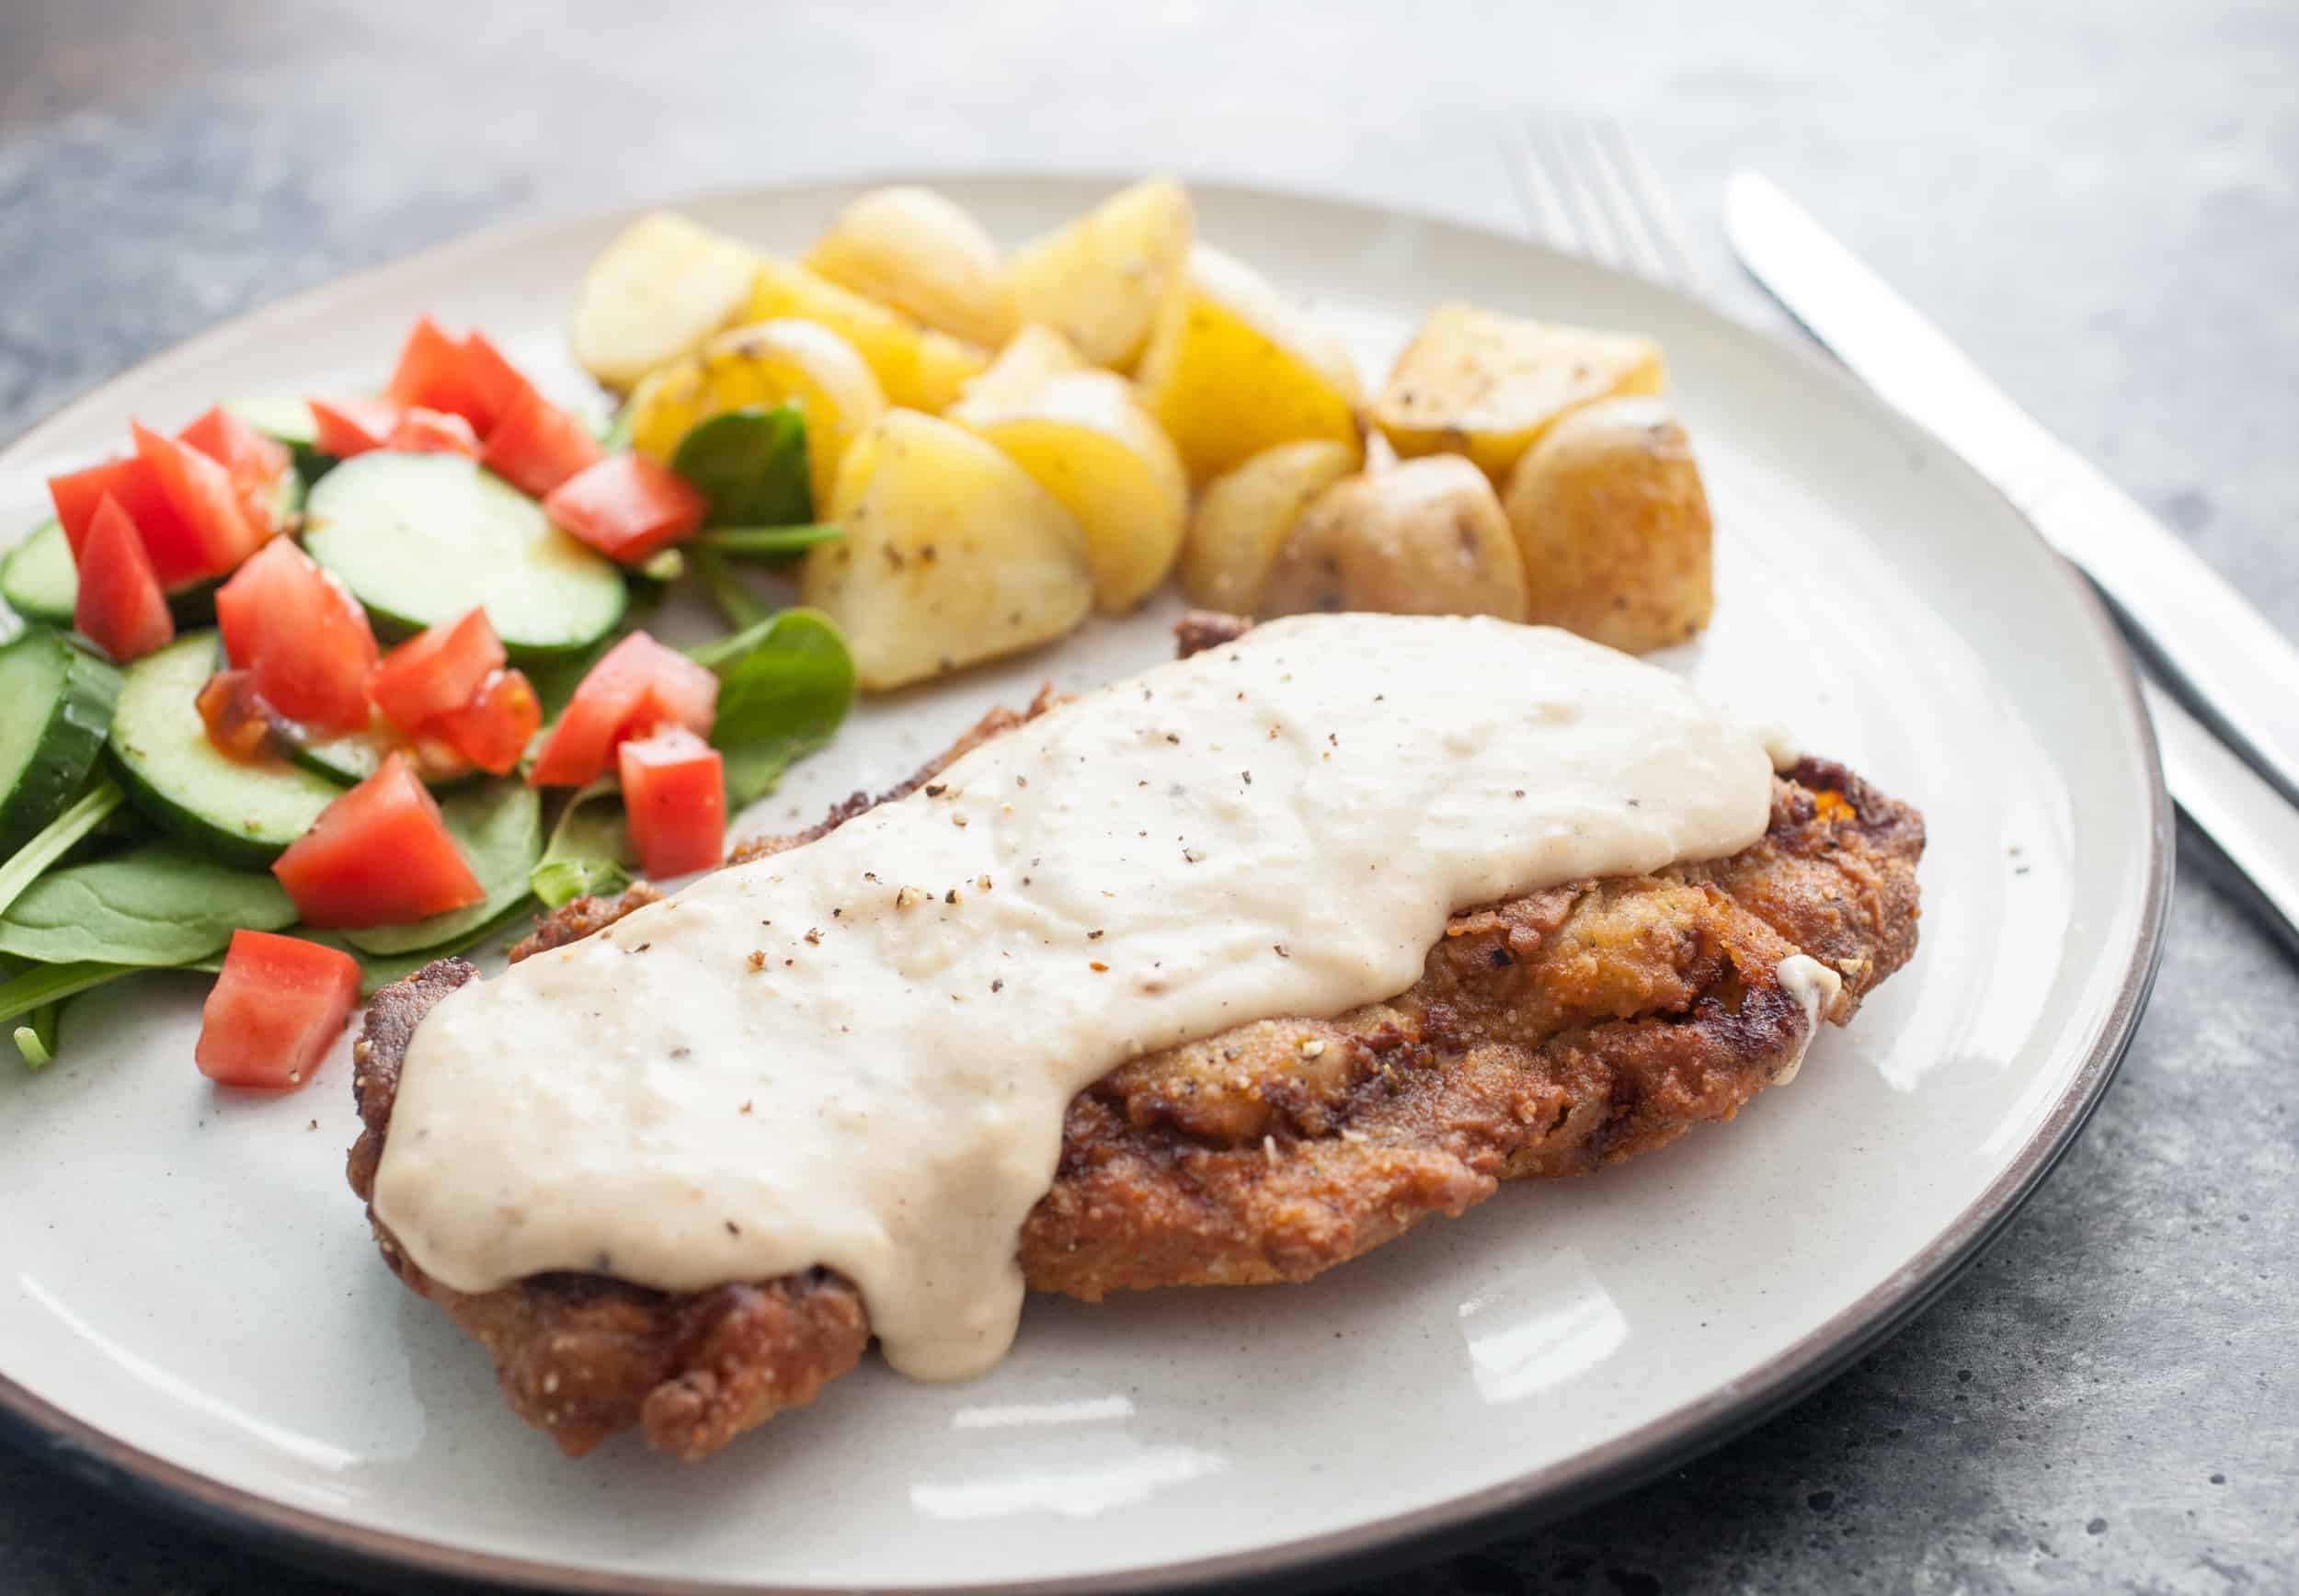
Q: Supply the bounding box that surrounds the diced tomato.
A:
[480,385,604,497]
[177,406,292,533]
[385,406,482,459]
[214,539,378,733]
[367,607,505,734]
[618,726,726,879]
[458,331,534,433]
[132,420,265,578]
[433,667,540,775]
[543,453,707,564]
[527,632,719,786]
[195,668,280,762]
[383,315,489,430]
[309,396,406,459]
[271,752,486,929]
[74,493,175,662]
[47,455,202,583]
[195,929,362,1090]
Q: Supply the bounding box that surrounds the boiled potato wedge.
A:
[805,187,1017,348]
[1137,244,1365,484]
[625,319,886,511]
[802,410,1092,690]
[568,212,759,392]
[961,325,1091,410]
[748,256,988,412]
[1004,177,1194,370]
[1180,439,1359,614]
[1371,303,1664,482]
[1262,455,1528,621]
[952,370,1187,613]
[1502,396,1712,653]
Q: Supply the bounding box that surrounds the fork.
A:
[1501,122,2299,957]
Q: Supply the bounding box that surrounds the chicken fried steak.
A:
[347,633,1922,1461]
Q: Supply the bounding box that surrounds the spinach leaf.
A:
[0,778,126,919]
[13,1002,56,1068]
[532,779,632,908]
[671,405,813,529]
[0,842,296,966]
[692,545,767,630]
[700,524,842,557]
[0,960,135,1026]
[697,608,856,806]
[340,779,541,956]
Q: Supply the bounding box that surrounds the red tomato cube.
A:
[480,386,604,498]
[132,420,266,579]
[177,406,292,534]
[458,331,534,434]
[309,396,406,459]
[195,929,362,1090]
[195,668,280,762]
[619,726,726,879]
[383,315,490,430]
[433,667,541,775]
[271,752,486,928]
[367,608,506,734]
[48,455,200,580]
[526,632,719,787]
[385,406,483,459]
[214,539,378,733]
[74,493,175,662]
[543,453,707,564]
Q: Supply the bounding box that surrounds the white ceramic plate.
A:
[0,177,2167,1594]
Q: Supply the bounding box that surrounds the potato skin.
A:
[805,187,1018,348]
[1179,439,1359,614]
[1004,177,1194,370]
[1502,396,1712,653]
[1261,455,1528,621]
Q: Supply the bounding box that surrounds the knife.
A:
[1724,170,2299,812]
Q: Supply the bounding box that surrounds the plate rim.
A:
[0,171,2173,1596]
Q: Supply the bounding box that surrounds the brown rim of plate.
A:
[0,177,2174,1596]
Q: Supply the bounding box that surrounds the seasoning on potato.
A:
[1502,396,1713,653]
[1260,455,1528,622]
[1372,303,1664,483]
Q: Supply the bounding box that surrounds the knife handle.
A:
[2018,443,2299,812]
[2145,677,2299,957]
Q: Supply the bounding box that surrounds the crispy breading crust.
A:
[349,635,1922,1461]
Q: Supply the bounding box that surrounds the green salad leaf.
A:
[0,777,126,920]
[699,524,842,557]
[0,961,137,1027]
[671,405,814,529]
[0,842,297,966]
[694,609,856,806]
[13,1003,57,1069]
[340,779,541,957]
[532,779,633,908]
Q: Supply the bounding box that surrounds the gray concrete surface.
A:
[1,1,2293,1590]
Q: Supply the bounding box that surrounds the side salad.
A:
[0,316,853,1088]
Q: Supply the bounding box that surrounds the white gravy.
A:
[374,614,1790,1379]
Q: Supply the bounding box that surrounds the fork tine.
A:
[1599,123,1699,291]
[1576,122,1671,284]
[1538,123,1624,268]
[1502,123,1582,255]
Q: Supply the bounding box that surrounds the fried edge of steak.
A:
[348,619,1924,1461]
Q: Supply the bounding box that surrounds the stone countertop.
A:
[1,1,2293,1590]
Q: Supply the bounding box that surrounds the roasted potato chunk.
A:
[1179,439,1359,614]
[568,212,758,392]
[1136,245,1365,484]
[1502,396,1712,653]
[1372,303,1664,482]
[805,187,1017,348]
[1262,455,1528,621]
[625,319,886,511]
[960,325,1092,411]
[801,410,1092,690]
[951,370,1187,614]
[747,257,988,412]
[1004,177,1194,370]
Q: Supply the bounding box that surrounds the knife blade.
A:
[1724,169,2299,811]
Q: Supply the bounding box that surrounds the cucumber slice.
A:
[1,522,76,626]
[223,395,318,450]
[0,628,121,854]
[281,723,475,790]
[2,477,300,629]
[106,633,342,867]
[303,452,627,660]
